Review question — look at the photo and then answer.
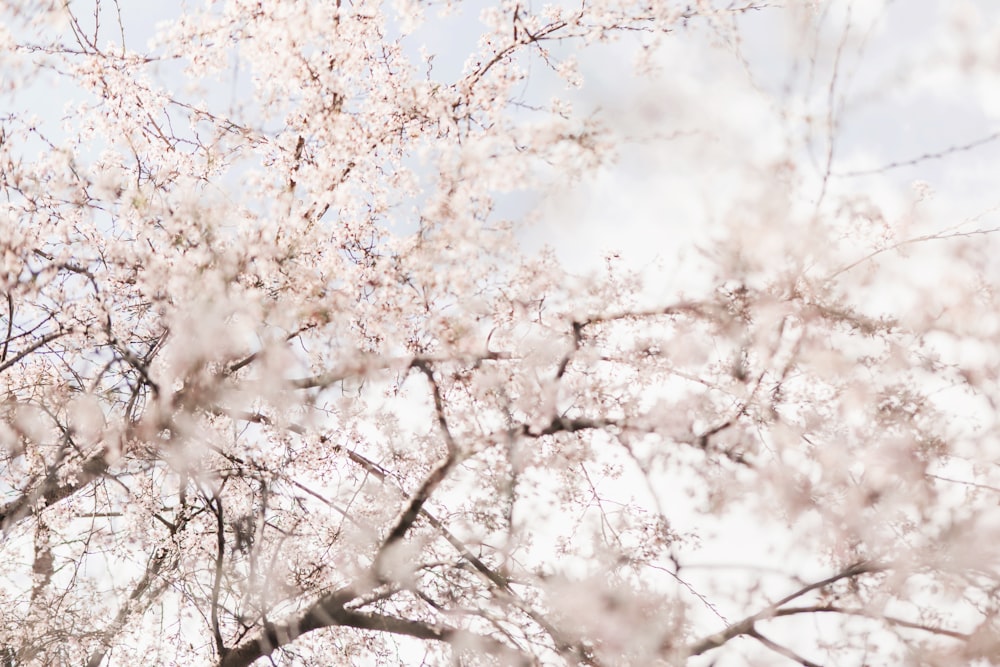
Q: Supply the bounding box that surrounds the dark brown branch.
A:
[288,351,510,390]
[0,328,69,374]
[210,492,228,658]
[30,519,53,602]
[554,321,582,379]
[0,452,110,534]
[578,300,711,328]
[773,605,970,641]
[748,628,823,667]
[528,415,619,438]
[374,360,458,577]
[377,455,455,559]
[686,560,884,657]
[1,292,12,363]
[217,586,527,667]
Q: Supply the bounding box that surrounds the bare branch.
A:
[686,561,885,657]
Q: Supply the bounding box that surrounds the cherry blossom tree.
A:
[1,0,1000,665]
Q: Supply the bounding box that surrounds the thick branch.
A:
[211,493,228,658]
[217,587,525,667]
[0,452,110,534]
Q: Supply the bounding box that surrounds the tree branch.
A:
[217,586,527,667]
[210,491,228,658]
[0,452,110,534]
[747,628,823,667]
[0,328,69,374]
[374,360,458,578]
[686,560,885,657]
[774,605,970,641]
